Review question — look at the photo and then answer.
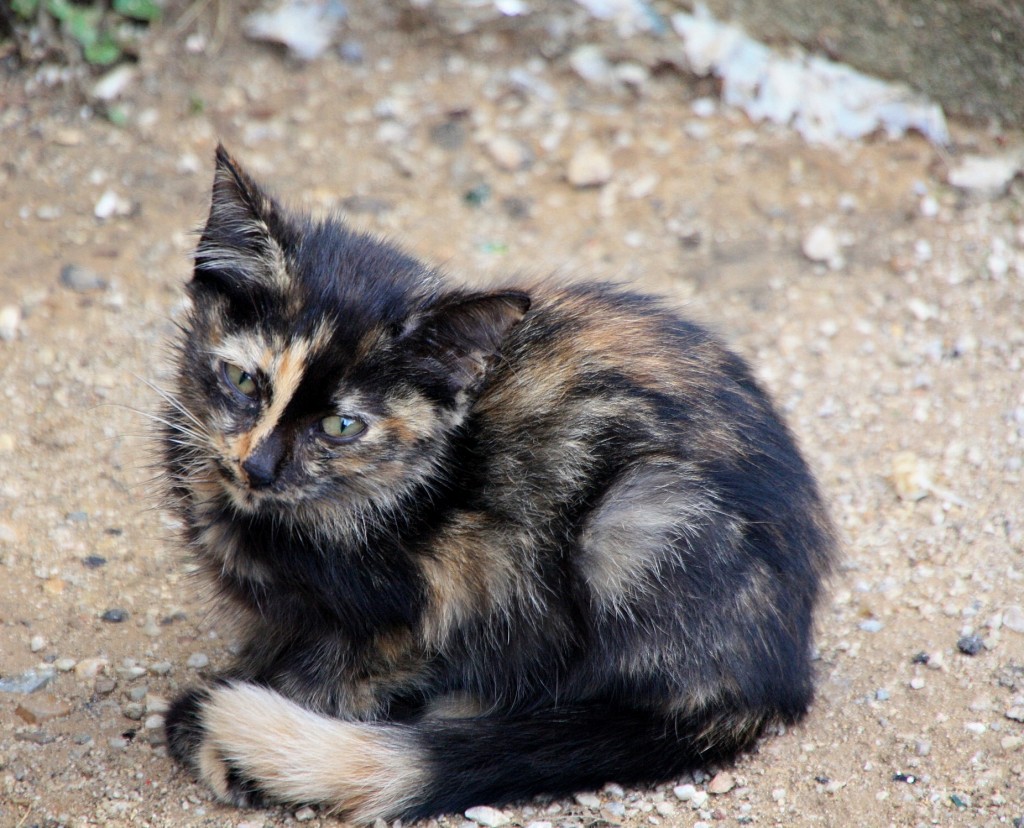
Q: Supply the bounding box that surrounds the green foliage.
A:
[7,0,163,67]
[11,0,41,19]
[113,0,162,23]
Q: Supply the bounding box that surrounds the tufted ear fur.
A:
[405,291,531,398]
[191,145,294,299]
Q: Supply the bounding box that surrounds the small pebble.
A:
[29,634,47,653]
[82,555,107,569]
[574,793,601,809]
[708,771,735,794]
[15,694,72,723]
[1005,706,1024,722]
[801,224,843,269]
[1003,605,1024,634]
[54,657,76,672]
[673,784,696,801]
[61,264,107,292]
[567,144,613,188]
[128,685,148,702]
[465,806,509,827]
[149,660,172,676]
[0,305,20,341]
[93,190,133,220]
[486,135,531,172]
[875,688,891,701]
[690,790,709,808]
[909,677,925,690]
[94,677,117,695]
[655,802,675,817]
[92,64,136,101]
[16,730,56,744]
[859,619,883,633]
[958,635,984,655]
[101,608,129,623]
[144,713,165,730]
[107,736,129,750]
[295,806,316,821]
[891,452,931,501]
[123,702,145,721]
[1000,735,1023,751]
[186,652,210,670]
[947,153,1022,196]
[965,722,987,735]
[338,39,364,64]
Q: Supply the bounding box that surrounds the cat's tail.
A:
[171,682,776,822]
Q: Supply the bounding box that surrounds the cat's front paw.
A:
[165,686,268,808]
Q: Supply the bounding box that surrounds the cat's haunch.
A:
[161,145,836,821]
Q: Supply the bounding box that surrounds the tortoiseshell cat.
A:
[162,146,835,821]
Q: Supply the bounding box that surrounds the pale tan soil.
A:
[1,4,1022,828]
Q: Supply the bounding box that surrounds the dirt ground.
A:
[1,3,1022,827]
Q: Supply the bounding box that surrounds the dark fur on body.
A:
[162,146,836,821]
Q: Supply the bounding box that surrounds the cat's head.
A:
[164,145,529,518]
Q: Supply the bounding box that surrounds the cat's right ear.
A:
[191,145,291,298]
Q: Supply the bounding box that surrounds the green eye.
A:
[321,415,366,441]
[223,363,257,397]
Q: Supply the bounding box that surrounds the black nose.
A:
[242,432,284,489]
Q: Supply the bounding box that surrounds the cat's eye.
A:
[320,415,366,441]
[223,362,257,397]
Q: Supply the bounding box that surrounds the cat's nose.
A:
[242,432,283,489]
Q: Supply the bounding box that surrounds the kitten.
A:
[162,145,836,822]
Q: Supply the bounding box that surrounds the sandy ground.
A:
[1,3,1022,827]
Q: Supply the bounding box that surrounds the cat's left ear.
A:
[406,291,531,396]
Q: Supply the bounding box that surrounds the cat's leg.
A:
[166,681,763,822]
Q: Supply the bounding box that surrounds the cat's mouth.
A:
[214,460,284,510]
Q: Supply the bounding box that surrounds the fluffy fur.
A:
[161,145,836,821]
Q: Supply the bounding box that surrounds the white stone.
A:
[294,806,316,821]
[74,657,109,679]
[947,153,1023,196]
[465,806,509,827]
[1002,605,1024,634]
[486,135,530,171]
[0,305,20,342]
[673,784,696,801]
[690,790,709,808]
[569,44,614,86]
[802,224,842,268]
[708,771,736,794]
[574,793,601,809]
[92,65,136,101]
[186,652,210,669]
[567,145,613,188]
[94,190,133,220]
[29,634,46,653]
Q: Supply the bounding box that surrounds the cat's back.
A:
[473,281,770,461]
